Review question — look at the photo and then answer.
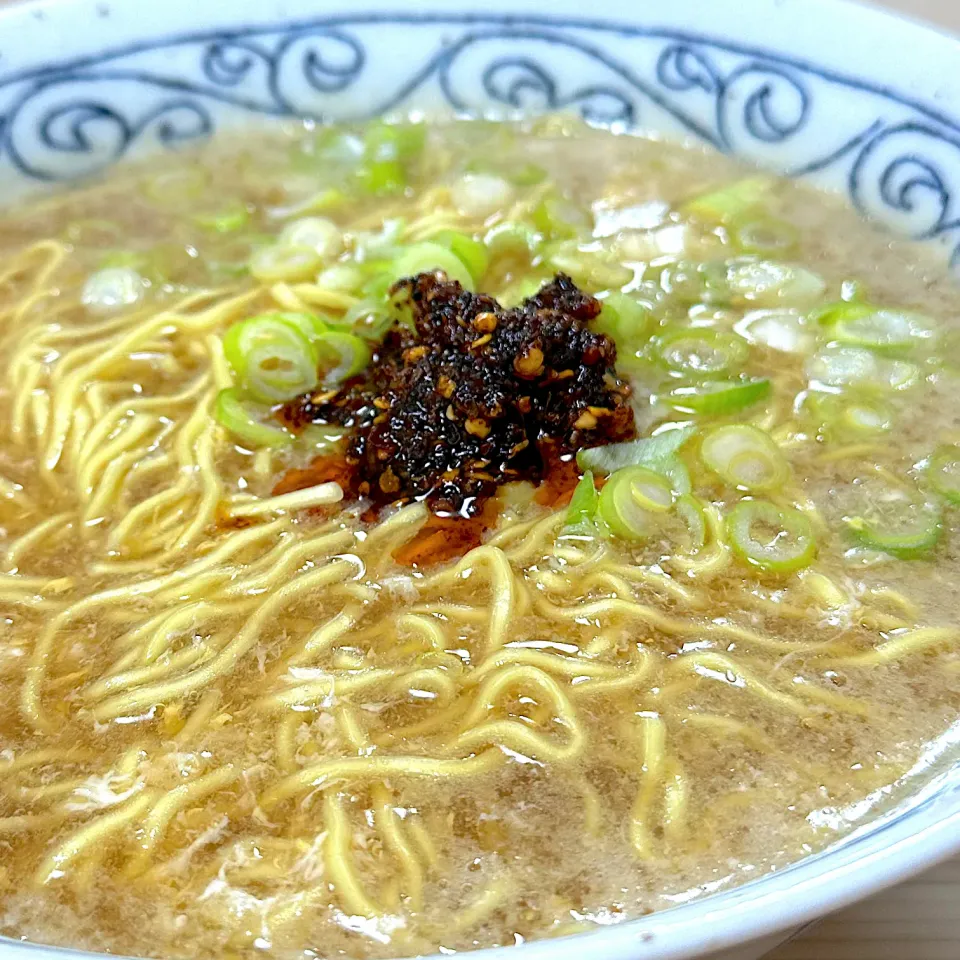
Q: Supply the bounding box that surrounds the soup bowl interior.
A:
[1,1,960,959]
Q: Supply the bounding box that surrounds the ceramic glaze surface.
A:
[0,3,959,960]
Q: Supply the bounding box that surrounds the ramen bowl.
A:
[1,1,960,959]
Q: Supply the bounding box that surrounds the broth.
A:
[0,118,958,959]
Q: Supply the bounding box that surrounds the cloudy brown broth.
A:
[0,118,959,959]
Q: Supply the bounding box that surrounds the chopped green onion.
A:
[722,258,826,307]
[665,377,771,415]
[807,393,894,437]
[195,201,250,234]
[511,163,548,186]
[361,265,396,302]
[577,425,696,476]
[298,128,363,166]
[532,194,591,240]
[928,445,960,505]
[735,309,814,355]
[831,308,935,353]
[278,217,343,259]
[727,499,816,573]
[594,293,652,352]
[316,331,373,386]
[100,247,161,285]
[644,456,691,496]
[659,260,710,303]
[840,279,870,303]
[316,263,365,294]
[215,388,292,449]
[222,316,319,403]
[206,233,271,281]
[272,187,346,220]
[807,344,919,391]
[464,158,547,187]
[432,230,490,286]
[356,121,427,197]
[346,299,396,340]
[269,310,331,342]
[364,121,427,163]
[82,267,145,312]
[598,466,674,541]
[545,240,633,291]
[681,177,774,224]
[807,344,875,386]
[485,221,541,258]
[451,173,515,218]
[353,218,405,263]
[565,471,599,529]
[842,399,894,434]
[356,159,406,196]
[844,482,943,559]
[675,494,708,552]
[249,244,323,283]
[731,216,799,257]
[498,276,551,308]
[391,241,475,290]
[700,424,789,492]
[656,329,749,378]
[809,301,874,327]
[299,423,349,452]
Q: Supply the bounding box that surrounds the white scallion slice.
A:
[700,424,790,492]
[250,244,323,283]
[597,466,675,541]
[723,258,826,307]
[81,266,145,312]
[392,241,475,290]
[316,331,373,386]
[451,173,515,218]
[929,445,960,505]
[832,308,935,353]
[727,499,816,573]
[806,344,919,391]
[844,480,943,559]
[278,217,344,259]
[735,309,814,354]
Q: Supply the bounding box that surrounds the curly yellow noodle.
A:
[836,627,959,666]
[671,652,813,717]
[444,878,514,934]
[3,511,73,571]
[322,792,380,918]
[258,668,396,712]
[0,812,71,836]
[175,688,223,746]
[629,715,665,860]
[261,752,503,812]
[125,766,241,878]
[662,756,688,843]
[34,790,156,886]
[93,559,358,721]
[579,778,602,837]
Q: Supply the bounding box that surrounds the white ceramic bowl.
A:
[1,1,959,958]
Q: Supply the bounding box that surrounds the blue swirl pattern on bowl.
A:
[0,12,958,960]
[2,14,960,264]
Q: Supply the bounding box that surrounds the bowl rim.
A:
[0,1,958,958]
